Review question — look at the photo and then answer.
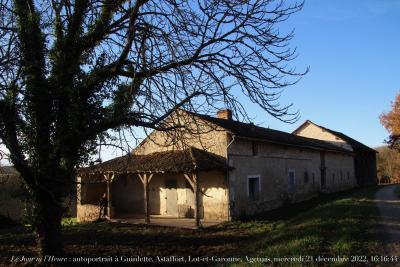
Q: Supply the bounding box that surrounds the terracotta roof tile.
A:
[79,147,229,174]
[187,112,352,154]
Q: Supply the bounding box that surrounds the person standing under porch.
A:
[98,193,108,219]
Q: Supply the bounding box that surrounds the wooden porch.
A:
[103,171,203,227]
[77,147,231,227]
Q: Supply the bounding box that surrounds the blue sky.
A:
[249,0,400,148]
[97,0,400,162]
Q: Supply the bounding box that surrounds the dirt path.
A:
[374,184,400,255]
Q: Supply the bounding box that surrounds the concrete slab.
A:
[110,215,222,229]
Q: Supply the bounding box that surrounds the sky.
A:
[1,0,399,165]
[248,0,400,148]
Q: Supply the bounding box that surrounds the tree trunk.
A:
[35,194,64,257]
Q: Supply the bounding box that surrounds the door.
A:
[165,179,178,216]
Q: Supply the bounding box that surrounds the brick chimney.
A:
[217,109,232,120]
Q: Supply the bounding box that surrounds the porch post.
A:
[104,173,115,219]
[139,173,152,224]
[147,174,154,223]
[193,172,201,228]
[144,173,150,224]
[76,176,82,205]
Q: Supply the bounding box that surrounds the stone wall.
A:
[133,112,228,158]
[323,152,357,193]
[293,121,377,186]
[77,204,99,222]
[228,138,356,218]
[295,122,353,151]
[199,171,229,221]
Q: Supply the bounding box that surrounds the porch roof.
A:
[78,147,229,175]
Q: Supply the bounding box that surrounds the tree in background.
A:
[380,93,400,149]
[0,0,306,256]
[376,146,400,184]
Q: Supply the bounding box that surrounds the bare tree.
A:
[0,0,306,256]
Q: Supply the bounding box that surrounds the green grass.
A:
[61,217,78,226]
[224,186,382,266]
[0,186,385,266]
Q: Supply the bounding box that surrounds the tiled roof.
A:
[188,112,352,154]
[78,147,229,174]
[293,120,377,153]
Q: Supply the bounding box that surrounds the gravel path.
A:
[374,184,400,256]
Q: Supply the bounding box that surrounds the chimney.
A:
[217,109,232,120]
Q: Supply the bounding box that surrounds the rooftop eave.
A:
[232,135,354,155]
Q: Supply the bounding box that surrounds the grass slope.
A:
[0,186,383,266]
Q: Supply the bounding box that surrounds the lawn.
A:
[0,186,384,266]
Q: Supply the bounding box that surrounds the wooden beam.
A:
[193,173,201,228]
[106,174,112,218]
[143,173,150,224]
[183,173,195,190]
[148,173,154,183]
[137,173,151,223]
[138,173,144,184]
[102,173,115,219]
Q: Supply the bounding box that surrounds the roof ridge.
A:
[186,111,351,153]
[293,120,376,152]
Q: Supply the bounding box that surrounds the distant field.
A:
[0,186,384,266]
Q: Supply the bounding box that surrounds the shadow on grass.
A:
[244,185,384,222]
[0,185,386,265]
[65,224,255,257]
[237,186,384,262]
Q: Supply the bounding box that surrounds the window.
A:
[248,176,260,201]
[304,170,309,184]
[288,170,296,193]
[252,142,259,156]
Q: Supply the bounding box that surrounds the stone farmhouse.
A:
[77,110,377,227]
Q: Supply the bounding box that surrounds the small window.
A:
[304,171,309,184]
[252,142,259,156]
[248,176,260,201]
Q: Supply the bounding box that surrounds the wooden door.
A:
[165,179,178,216]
